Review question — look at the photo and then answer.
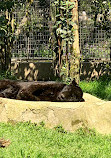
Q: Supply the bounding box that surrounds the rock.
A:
[0,138,11,148]
[0,93,111,134]
[0,79,84,102]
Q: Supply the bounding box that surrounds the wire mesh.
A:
[12,0,53,60]
[78,1,111,60]
[11,0,111,61]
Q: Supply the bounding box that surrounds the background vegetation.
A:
[0,0,111,82]
[80,75,111,101]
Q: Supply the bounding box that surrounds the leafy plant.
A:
[60,62,72,84]
[0,71,17,80]
[91,0,111,30]
[39,121,45,127]
[34,47,53,58]
[0,0,34,72]
[54,125,67,133]
[80,74,111,101]
[76,127,97,137]
[52,0,76,80]
[54,0,75,43]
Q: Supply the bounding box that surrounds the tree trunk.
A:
[5,10,12,73]
[70,0,80,84]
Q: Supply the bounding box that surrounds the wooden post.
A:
[70,0,80,83]
[5,10,12,73]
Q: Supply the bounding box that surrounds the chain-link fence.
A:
[12,0,111,61]
[78,1,111,60]
[12,0,53,60]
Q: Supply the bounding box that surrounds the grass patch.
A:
[0,122,111,158]
[80,75,111,101]
[0,71,17,80]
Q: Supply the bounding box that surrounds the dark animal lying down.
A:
[0,79,84,102]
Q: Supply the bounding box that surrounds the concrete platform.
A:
[0,93,111,134]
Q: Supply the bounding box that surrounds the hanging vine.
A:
[0,0,33,72]
[52,0,76,82]
[0,1,16,72]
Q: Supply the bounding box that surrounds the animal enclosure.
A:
[12,0,111,61]
[12,0,54,60]
[0,0,111,81]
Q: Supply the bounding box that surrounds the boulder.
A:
[0,138,11,148]
[0,93,111,134]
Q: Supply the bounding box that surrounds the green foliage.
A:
[0,0,17,72]
[0,1,14,11]
[79,0,111,30]
[0,71,17,80]
[60,62,72,84]
[54,0,75,46]
[34,47,53,58]
[54,0,75,43]
[80,75,111,101]
[1,122,111,157]
[52,0,76,80]
[92,0,111,30]
[54,125,67,133]
[75,127,97,137]
[39,121,45,127]
[0,0,19,38]
[0,0,32,72]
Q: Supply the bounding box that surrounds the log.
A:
[0,79,84,102]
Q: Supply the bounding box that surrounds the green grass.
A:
[0,74,111,157]
[0,72,17,80]
[0,122,111,158]
[80,75,111,101]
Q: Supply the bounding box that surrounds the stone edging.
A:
[0,93,111,134]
